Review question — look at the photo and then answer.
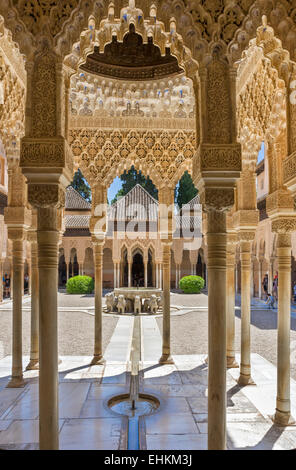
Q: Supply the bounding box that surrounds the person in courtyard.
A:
[273,273,278,301]
[4,274,10,299]
[266,293,276,309]
[262,275,268,300]
[293,282,296,303]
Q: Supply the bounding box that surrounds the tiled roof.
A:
[109,184,158,221]
[65,215,90,228]
[64,185,202,235]
[66,186,91,210]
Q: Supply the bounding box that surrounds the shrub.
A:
[66,276,94,295]
[179,275,205,294]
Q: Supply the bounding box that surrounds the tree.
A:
[175,171,198,208]
[71,169,91,202]
[111,166,158,204]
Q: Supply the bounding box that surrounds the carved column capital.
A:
[200,186,235,213]
[271,217,296,234]
[28,184,65,210]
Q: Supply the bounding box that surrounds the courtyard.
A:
[0,291,296,450]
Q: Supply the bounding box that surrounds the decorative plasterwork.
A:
[80,22,183,81]
[69,127,196,187]
[0,46,25,152]
[64,1,198,80]
[70,70,195,122]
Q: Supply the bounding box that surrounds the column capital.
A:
[199,186,235,213]
[7,227,26,242]
[238,231,256,243]
[28,184,65,210]
[271,217,296,235]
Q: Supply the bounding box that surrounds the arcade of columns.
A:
[1,0,296,451]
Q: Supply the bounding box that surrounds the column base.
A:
[237,374,255,386]
[272,410,296,427]
[159,354,174,365]
[227,356,239,369]
[26,359,39,371]
[6,377,26,388]
[91,355,105,366]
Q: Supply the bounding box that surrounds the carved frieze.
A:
[266,190,294,215]
[200,144,242,172]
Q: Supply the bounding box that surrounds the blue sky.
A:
[108,176,123,203]
[257,142,265,163]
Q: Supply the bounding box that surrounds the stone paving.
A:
[0,314,296,450]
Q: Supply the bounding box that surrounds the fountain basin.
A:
[108,393,160,418]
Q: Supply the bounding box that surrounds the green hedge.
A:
[66,276,94,295]
[179,275,205,294]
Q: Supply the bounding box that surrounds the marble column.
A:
[250,258,254,298]
[0,260,3,303]
[175,266,178,289]
[273,232,295,425]
[117,263,120,288]
[238,237,255,386]
[7,232,25,388]
[159,264,163,289]
[226,242,238,368]
[128,259,132,287]
[9,258,13,299]
[235,263,238,294]
[113,263,117,288]
[207,211,227,450]
[37,206,60,450]
[268,261,274,294]
[144,260,148,288]
[258,260,262,299]
[156,263,159,288]
[26,238,39,370]
[159,243,173,364]
[91,241,104,365]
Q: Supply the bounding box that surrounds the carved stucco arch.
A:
[70,128,195,190]
[236,16,292,171]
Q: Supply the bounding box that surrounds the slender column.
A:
[273,232,295,425]
[159,242,173,364]
[0,260,3,303]
[159,264,163,289]
[207,211,227,450]
[144,260,148,288]
[7,233,25,388]
[10,259,13,299]
[26,238,39,370]
[117,263,119,287]
[175,266,178,289]
[37,206,60,450]
[268,260,274,294]
[65,262,68,281]
[156,263,159,288]
[113,263,117,288]
[250,259,254,298]
[226,241,238,368]
[235,264,238,293]
[91,241,105,365]
[128,259,132,288]
[238,237,255,386]
[258,260,262,299]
